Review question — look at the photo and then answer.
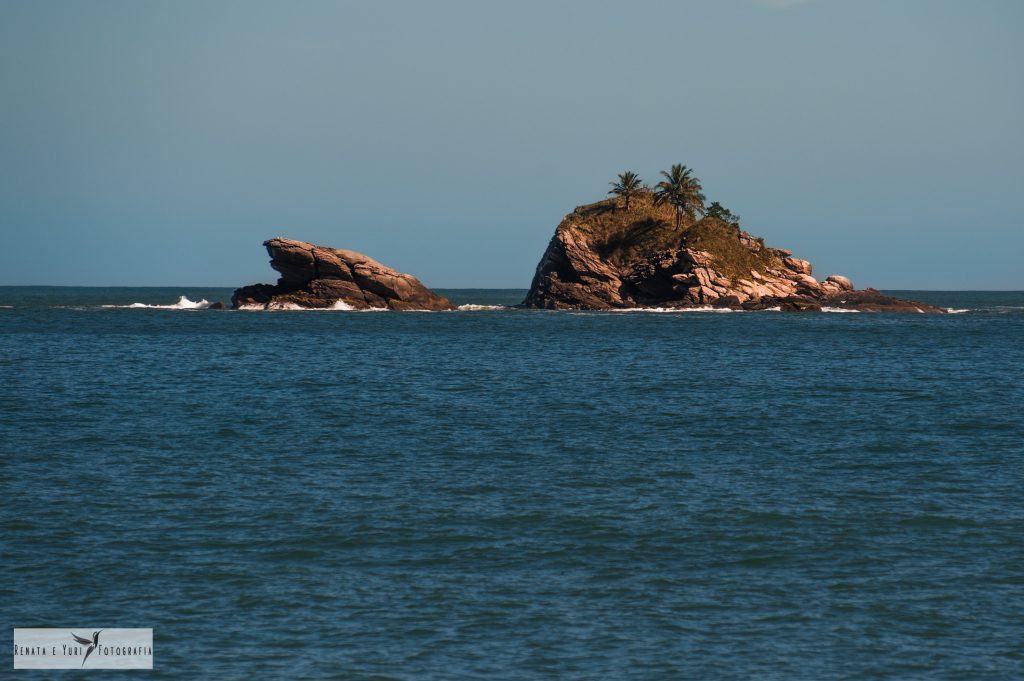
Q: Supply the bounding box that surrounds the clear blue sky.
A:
[1,0,1021,288]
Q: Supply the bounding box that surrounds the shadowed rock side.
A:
[524,197,945,313]
[232,238,454,310]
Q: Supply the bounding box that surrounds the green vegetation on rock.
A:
[704,201,741,229]
[562,165,779,279]
[607,171,643,210]
[686,219,778,280]
[653,164,706,230]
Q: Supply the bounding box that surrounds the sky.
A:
[1,0,1021,289]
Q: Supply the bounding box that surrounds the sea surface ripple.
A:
[1,288,1023,679]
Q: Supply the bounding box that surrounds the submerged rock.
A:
[523,196,945,313]
[232,238,454,311]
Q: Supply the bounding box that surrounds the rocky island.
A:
[524,166,944,313]
[232,238,454,310]
[234,166,943,314]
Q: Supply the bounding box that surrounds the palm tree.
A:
[653,164,706,230]
[608,171,643,210]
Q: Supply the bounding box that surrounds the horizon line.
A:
[1,284,1022,293]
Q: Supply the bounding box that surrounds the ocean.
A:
[2,287,1022,679]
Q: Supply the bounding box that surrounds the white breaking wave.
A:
[103,295,211,310]
[328,301,388,311]
[946,308,970,314]
[241,300,389,311]
[457,304,507,311]
[265,301,306,311]
[608,306,735,313]
[821,307,860,313]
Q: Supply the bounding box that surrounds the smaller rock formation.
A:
[232,238,454,311]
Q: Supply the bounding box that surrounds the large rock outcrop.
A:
[524,196,945,313]
[232,238,454,310]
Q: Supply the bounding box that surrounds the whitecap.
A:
[821,307,860,313]
[326,300,388,312]
[457,304,507,311]
[102,295,211,310]
[244,300,389,312]
[608,306,735,313]
[946,308,969,314]
[265,301,306,311]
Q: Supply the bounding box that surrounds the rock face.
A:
[524,197,945,313]
[232,238,454,311]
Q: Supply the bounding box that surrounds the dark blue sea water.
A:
[2,287,1023,679]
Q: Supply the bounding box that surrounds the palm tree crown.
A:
[653,164,706,230]
[608,171,643,210]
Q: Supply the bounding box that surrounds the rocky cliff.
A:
[232,238,454,311]
[524,195,944,313]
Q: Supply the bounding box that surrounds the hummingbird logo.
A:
[70,630,102,667]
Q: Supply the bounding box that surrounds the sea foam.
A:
[103,296,211,310]
[241,300,389,311]
[607,306,735,313]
